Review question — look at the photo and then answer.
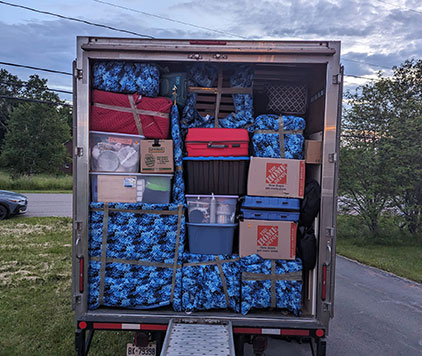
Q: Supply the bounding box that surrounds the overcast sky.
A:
[1,0,421,102]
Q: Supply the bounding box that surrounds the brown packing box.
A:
[97,175,137,203]
[140,140,174,173]
[247,157,305,198]
[239,219,297,260]
[304,140,322,164]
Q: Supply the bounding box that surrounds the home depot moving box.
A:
[247,157,305,198]
[239,219,297,260]
[140,140,174,173]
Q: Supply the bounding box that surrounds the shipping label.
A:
[123,177,137,188]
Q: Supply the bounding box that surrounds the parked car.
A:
[0,190,28,220]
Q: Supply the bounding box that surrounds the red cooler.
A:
[185,128,249,157]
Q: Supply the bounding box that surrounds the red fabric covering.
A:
[90,90,172,139]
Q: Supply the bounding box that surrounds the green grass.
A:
[336,215,422,283]
[15,190,72,194]
[1,215,420,355]
[0,170,72,192]
[0,216,134,356]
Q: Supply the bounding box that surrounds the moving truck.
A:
[72,37,343,356]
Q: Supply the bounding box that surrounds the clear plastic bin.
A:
[186,194,238,224]
[90,173,172,203]
[90,131,143,173]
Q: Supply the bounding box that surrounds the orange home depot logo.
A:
[257,225,279,246]
[266,163,287,185]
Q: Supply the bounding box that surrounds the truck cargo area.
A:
[73,38,341,356]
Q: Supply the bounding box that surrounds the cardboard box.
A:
[97,174,137,203]
[305,140,322,164]
[239,219,297,260]
[140,140,174,173]
[247,157,305,198]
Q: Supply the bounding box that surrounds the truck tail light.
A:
[316,329,325,338]
[79,256,84,293]
[322,264,327,301]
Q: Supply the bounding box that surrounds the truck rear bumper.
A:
[77,308,324,330]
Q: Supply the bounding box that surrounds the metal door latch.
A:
[328,153,337,163]
[332,74,341,84]
[74,68,83,80]
[75,147,84,157]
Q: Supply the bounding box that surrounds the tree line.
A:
[340,59,422,236]
[1,61,420,235]
[0,69,72,176]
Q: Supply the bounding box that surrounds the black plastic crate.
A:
[183,157,249,195]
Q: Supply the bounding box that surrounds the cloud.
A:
[1,0,421,100]
[0,15,197,96]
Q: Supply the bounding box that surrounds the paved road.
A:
[244,256,422,356]
[24,193,72,217]
[23,194,422,355]
[327,256,422,356]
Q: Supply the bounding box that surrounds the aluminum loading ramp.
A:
[160,319,235,356]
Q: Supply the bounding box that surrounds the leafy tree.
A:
[0,103,71,175]
[340,76,393,236]
[341,60,422,236]
[0,69,23,147]
[384,60,422,234]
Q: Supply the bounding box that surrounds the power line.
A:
[344,74,377,81]
[0,80,72,94]
[93,0,400,71]
[92,0,248,39]
[0,0,154,38]
[0,0,407,73]
[0,61,72,76]
[0,95,72,107]
[343,58,391,70]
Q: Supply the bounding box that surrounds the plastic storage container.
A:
[187,223,237,255]
[186,194,238,224]
[240,209,300,222]
[185,128,249,157]
[242,196,300,211]
[90,131,143,173]
[90,173,172,203]
[183,157,250,195]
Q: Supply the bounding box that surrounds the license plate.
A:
[126,342,156,356]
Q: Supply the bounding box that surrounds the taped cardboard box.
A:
[304,140,322,164]
[91,173,172,204]
[239,219,297,260]
[140,139,174,173]
[247,157,305,198]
